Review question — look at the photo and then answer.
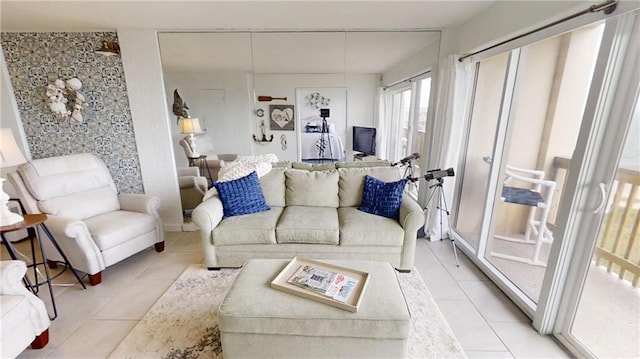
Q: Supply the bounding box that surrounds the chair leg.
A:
[88,272,102,286]
[30,328,49,349]
[155,241,165,252]
[47,260,58,269]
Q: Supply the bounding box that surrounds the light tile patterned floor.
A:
[2,231,570,358]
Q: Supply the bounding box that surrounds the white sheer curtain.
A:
[375,87,393,160]
[424,55,474,240]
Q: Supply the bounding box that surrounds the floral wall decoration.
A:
[0,32,143,194]
[46,78,85,123]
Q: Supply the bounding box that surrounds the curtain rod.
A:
[383,70,432,90]
[458,0,618,62]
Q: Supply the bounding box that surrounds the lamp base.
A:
[0,178,23,227]
[185,134,199,157]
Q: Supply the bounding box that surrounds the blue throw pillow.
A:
[213,171,270,218]
[358,175,408,219]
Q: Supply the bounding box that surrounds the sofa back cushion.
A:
[338,167,402,207]
[285,169,339,207]
[17,153,120,220]
[260,167,286,207]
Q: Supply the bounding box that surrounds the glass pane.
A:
[410,77,431,195]
[454,53,509,249]
[485,22,605,303]
[398,90,412,157]
[570,93,640,358]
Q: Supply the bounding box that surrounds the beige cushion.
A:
[84,210,157,251]
[260,168,286,207]
[213,207,283,245]
[291,162,336,171]
[335,160,392,168]
[338,207,405,246]
[285,169,339,207]
[276,206,339,244]
[338,167,403,207]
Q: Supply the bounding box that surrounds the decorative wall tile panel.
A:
[1,32,144,194]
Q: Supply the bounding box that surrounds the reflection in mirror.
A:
[158,31,440,170]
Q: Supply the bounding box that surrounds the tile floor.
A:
[3,231,571,358]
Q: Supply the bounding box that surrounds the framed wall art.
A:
[269,105,295,131]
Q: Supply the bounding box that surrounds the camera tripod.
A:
[316,117,333,163]
[424,177,460,267]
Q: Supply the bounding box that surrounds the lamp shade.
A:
[179,117,202,135]
[0,129,26,168]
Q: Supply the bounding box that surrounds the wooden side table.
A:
[1,214,86,320]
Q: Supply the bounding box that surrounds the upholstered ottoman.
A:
[218,259,411,358]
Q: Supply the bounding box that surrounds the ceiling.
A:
[2,1,495,74]
[158,31,441,73]
[0,1,494,32]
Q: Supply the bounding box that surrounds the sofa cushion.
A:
[38,186,120,220]
[359,175,407,219]
[285,169,339,208]
[338,167,402,207]
[260,168,286,207]
[292,162,336,171]
[214,171,270,218]
[84,210,157,251]
[213,207,283,245]
[338,207,405,246]
[276,206,339,244]
[335,160,391,168]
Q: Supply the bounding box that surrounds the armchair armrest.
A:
[178,166,200,177]
[0,260,29,296]
[44,215,105,274]
[118,194,161,215]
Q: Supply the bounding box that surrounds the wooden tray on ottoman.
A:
[270,257,370,312]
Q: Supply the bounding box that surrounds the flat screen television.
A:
[352,126,376,156]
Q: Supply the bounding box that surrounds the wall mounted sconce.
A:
[95,40,120,56]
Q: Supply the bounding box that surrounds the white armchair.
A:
[0,260,50,358]
[8,153,164,285]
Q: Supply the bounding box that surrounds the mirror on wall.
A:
[157,30,440,168]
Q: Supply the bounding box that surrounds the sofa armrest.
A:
[0,260,29,296]
[191,196,224,267]
[118,194,161,215]
[397,196,424,270]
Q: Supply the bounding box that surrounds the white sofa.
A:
[192,161,424,271]
[8,153,164,285]
[0,260,50,358]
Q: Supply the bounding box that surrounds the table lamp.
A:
[0,129,27,226]
[179,117,203,157]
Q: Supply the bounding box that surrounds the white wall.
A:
[382,38,440,86]
[118,29,184,231]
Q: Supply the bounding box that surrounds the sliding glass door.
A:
[451,9,639,357]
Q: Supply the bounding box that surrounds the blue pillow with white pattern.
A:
[214,171,270,218]
[358,175,407,219]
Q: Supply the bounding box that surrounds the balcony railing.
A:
[552,156,640,287]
